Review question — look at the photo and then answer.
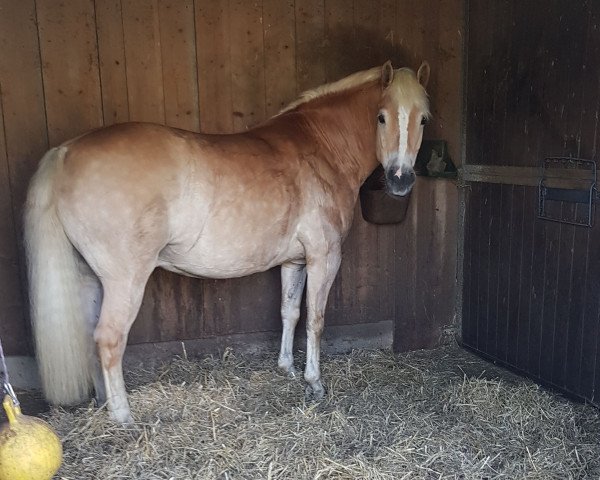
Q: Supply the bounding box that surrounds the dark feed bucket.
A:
[359,165,410,225]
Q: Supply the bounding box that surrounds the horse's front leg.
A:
[278,262,307,377]
[304,245,342,399]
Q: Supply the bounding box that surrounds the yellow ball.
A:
[0,396,62,480]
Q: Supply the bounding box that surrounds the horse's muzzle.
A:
[385,165,415,197]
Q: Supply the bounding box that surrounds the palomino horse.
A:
[25,61,430,424]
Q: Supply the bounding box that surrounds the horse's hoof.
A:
[305,383,325,401]
[278,362,297,379]
[110,410,134,425]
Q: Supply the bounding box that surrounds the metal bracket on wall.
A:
[538,157,596,227]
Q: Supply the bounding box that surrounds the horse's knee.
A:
[281,305,300,323]
[307,313,324,335]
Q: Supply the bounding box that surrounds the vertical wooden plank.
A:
[465,0,494,168]
[581,10,600,400]
[414,181,435,347]
[0,89,28,355]
[324,0,354,81]
[516,187,536,371]
[121,0,165,123]
[484,183,501,357]
[563,213,588,393]
[572,3,600,399]
[263,0,296,117]
[375,222,395,324]
[581,213,600,400]
[295,0,326,93]
[0,0,49,182]
[95,0,129,125]
[195,0,233,134]
[469,183,483,350]
[378,0,396,56]
[36,0,103,145]
[461,184,478,348]
[550,4,588,388]
[495,184,513,363]
[538,219,561,382]
[0,0,49,355]
[550,219,576,389]
[415,179,458,348]
[393,185,417,352]
[395,0,423,67]
[428,0,463,164]
[506,185,524,367]
[159,0,199,131]
[229,0,266,130]
[476,183,492,351]
[353,0,381,70]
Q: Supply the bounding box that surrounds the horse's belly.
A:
[158,230,304,279]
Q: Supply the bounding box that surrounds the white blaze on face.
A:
[395,106,410,178]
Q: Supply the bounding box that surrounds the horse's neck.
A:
[300,83,381,190]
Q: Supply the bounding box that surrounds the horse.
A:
[24,61,431,424]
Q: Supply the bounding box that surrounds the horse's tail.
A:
[24,147,92,404]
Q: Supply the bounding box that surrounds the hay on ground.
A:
[47,344,600,479]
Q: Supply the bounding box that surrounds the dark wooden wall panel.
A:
[95,0,129,125]
[122,0,165,124]
[466,0,599,167]
[0,0,49,355]
[0,75,26,356]
[463,0,600,404]
[264,0,297,117]
[159,0,200,132]
[295,0,326,93]
[195,0,233,134]
[36,0,104,146]
[0,0,462,355]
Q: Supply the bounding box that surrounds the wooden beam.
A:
[461,164,596,188]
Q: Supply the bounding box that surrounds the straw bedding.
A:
[48,344,600,479]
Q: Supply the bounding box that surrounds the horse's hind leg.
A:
[78,263,105,405]
[278,262,307,377]
[94,273,151,424]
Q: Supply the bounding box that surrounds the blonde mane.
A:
[279,66,382,114]
[278,66,429,117]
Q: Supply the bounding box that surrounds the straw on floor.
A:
[48,344,600,479]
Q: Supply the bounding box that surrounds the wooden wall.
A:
[0,0,462,355]
[462,0,600,404]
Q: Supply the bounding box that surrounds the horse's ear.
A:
[381,61,394,89]
[417,61,430,88]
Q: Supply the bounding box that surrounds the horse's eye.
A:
[421,116,428,126]
[377,113,386,125]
